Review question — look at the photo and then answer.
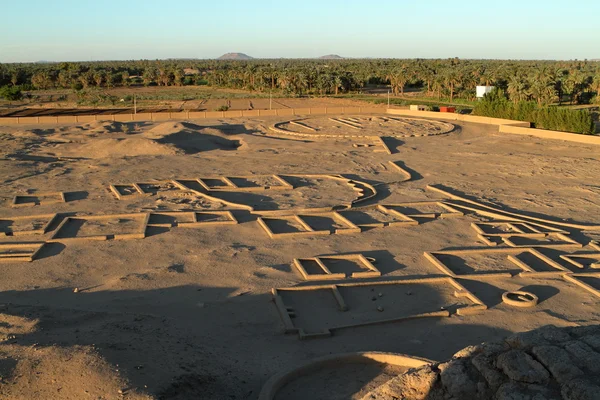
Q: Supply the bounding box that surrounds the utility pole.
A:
[134,94,137,115]
[387,90,390,109]
[270,91,272,110]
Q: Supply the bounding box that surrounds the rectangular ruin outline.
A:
[293,253,381,281]
[149,211,237,228]
[559,253,600,270]
[0,242,46,263]
[339,204,418,229]
[272,276,487,339]
[297,211,362,235]
[424,247,571,279]
[382,201,464,219]
[49,212,150,242]
[476,234,502,247]
[471,222,547,238]
[257,215,328,239]
[198,175,294,192]
[110,181,177,200]
[501,232,583,249]
[369,205,419,227]
[472,222,549,247]
[562,273,600,298]
[171,179,255,211]
[147,211,197,228]
[180,211,238,227]
[197,177,237,191]
[109,184,145,200]
[257,211,362,238]
[12,192,66,208]
[0,214,59,236]
[426,184,590,232]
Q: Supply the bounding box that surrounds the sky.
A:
[1,0,599,63]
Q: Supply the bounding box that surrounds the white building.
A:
[476,86,495,99]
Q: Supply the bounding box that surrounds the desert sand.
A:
[0,111,599,399]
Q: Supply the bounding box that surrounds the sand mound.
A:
[0,311,149,399]
[10,130,40,138]
[81,120,125,134]
[56,137,179,158]
[144,122,190,139]
[143,122,244,153]
[0,343,151,399]
[153,131,243,154]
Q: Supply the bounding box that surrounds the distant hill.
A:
[319,54,344,59]
[217,53,254,60]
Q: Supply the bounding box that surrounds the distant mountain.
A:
[217,53,254,60]
[319,54,344,59]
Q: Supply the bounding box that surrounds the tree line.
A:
[1,58,600,105]
[475,89,595,134]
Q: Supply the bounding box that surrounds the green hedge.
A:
[0,85,23,101]
[474,89,595,135]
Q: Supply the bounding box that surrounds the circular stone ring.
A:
[502,291,539,308]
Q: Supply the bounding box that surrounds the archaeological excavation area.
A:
[0,110,599,399]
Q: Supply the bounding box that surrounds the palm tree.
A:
[432,75,444,99]
[31,71,53,90]
[527,67,556,106]
[93,70,105,87]
[121,71,130,87]
[142,68,158,87]
[507,75,529,104]
[443,68,461,102]
[386,66,411,96]
[592,73,600,104]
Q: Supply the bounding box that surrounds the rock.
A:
[472,353,506,391]
[531,345,583,384]
[453,345,482,359]
[496,350,550,384]
[563,340,600,374]
[439,358,490,399]
[360,326,600,400]
[496,381,561,400]
[560,377,600,400]
[506,325,572,350]
[581,334,600,352]
[567,325,600,338]
[536,325,574,343]
[380,366,440,400]
[480,341,511,357]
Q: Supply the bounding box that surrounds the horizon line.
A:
[3,56,600,64]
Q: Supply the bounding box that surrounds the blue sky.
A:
[1,0,598,62]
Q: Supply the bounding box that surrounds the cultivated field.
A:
[0,106,599,399]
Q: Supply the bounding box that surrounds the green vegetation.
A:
[1,59,599,105]
[0,85,23,100]
[475,89,595,134]
[1,59,598,132]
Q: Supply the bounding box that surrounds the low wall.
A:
[385,109,531,127]
[0,106,386,125]
[499,124,600,145]
[1,106,597,146]
[385,109,600,145]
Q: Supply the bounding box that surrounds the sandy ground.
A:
[0,93,380,115]
[0,112,599,399]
